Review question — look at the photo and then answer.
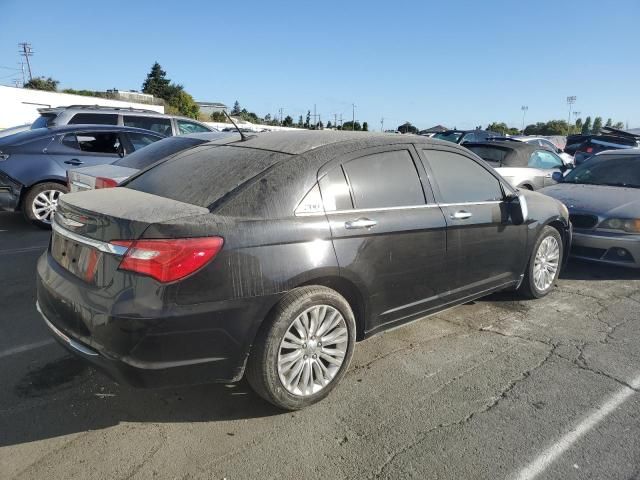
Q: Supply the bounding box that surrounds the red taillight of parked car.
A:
[585,147,593,153]
[95,177,119,189]
[110,237,224,283]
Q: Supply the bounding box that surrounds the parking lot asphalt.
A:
[1,211,639,480]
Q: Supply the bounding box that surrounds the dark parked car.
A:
[32,105,217,137]
[0,125,164,227]
[570,128,640,165]
[432,129,500,144]
[37,132,571,410]
[541,149,640,268]
[68,131,235,192]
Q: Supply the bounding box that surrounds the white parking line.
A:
[513,373,640,480]
[0,339,56,359]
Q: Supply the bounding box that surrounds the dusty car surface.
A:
[37,131,571,410]
[464,141,570,190]
[541,149,640,268]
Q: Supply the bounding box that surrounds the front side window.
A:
[528,150,563,169]
[424,149,503,203]
[342,150,424,209]
[68,113,118,125]
[177,120,211,134]
[123,115,172,136]
[126,132,162,151]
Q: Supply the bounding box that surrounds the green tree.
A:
[592,117,603,134]
[297,115,304,128]
[305,110,311,128]
[264,113,271,123]
[231,101,241,115]
[166,88,199,118]
[362,121,369,132]
[141,62,171,98]
[24,76,59,91]
[605,118,613,127]
[397,122,417,134]
[486,122,519,135]
[283,115,294,127]
[613,121,625,129]
[575,118,583,133]
[343,121,362,131]
[210,111,227,122]
[582,116,592,135]
[326,120,333,129]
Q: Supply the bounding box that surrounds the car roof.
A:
[220,130,451,155]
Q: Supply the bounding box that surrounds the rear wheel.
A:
[22,182,68,229]
[246,286,356,410]
[518,226,563,299]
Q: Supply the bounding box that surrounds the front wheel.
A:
[518,226,563,299]
[246,286,356,410]
[22,182,68,229]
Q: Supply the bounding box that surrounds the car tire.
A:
[22,182,68,229]
[246,286,356,410]
[518,226,563,299]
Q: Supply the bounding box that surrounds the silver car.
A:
[465,141,571,190]
[540,149,640,268]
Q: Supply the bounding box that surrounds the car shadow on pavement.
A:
[2,353,283,447]
[559,258,640,281]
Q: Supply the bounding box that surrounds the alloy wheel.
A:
[277,305,348,397]
[533,236,560,292]
[31,189,61,224]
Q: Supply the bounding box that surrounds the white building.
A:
[0,85,165,129]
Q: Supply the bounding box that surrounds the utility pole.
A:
[566,96,576,135]
[380,117,384,132]
[18,42,33,81]
[334,113,338,130]
[278,107,284,126]
[520,106,528,133]
[352,104,356,130]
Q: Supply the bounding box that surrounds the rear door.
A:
[53,130,124,169]
[320,145,448,333]
[419,147,525,299]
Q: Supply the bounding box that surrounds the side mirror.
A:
[507,193,529,225]
[552,171,564,182]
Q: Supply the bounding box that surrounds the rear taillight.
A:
[95,177,119,189]
[110,237,224,283]
[585,147,593,153]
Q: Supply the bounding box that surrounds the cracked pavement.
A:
[1,211,640,480]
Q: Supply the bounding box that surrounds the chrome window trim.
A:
[51,218,128,255]
[294,200,503,217]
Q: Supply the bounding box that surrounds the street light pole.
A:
[352,104,356,130]
[521,105,528,133]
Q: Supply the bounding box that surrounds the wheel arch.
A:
[18,178,68,208]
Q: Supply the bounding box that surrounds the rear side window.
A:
[465,145,508,165]
[424,149,502,203]
[126,145,289,208]
[123,115,172,136]
[177,120,211,134]
[342,150,424,209]
[68,113,118,125]
[62,132,121,154]
[528,151,563,169]
[115,136,203,168]
[319,167,353,211]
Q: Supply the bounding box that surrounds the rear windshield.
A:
[115,136,205,169]
[31,114,56,129]
[434,131,463,143]
[125,145,289,208]
[563,155,640,188]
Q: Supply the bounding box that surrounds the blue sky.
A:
[1,0,638,130]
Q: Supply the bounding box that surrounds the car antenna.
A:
[223,111,248,141]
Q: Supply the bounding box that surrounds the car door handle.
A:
[345,218,377,229]
[451,210,472,220]
[64,159,83,166]
[545,172,553,178]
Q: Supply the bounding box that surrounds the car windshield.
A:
[433,131,463,143]
[563,154,640,188]
[115,136,206,169]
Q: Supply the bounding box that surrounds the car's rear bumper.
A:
[571,230,640,268]
[0,171,22,211]
[36,250,282,387]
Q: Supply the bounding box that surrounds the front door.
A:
[419,147,526,300]
[320,145,448,333]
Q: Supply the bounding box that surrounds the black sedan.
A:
[36,132,571,410]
